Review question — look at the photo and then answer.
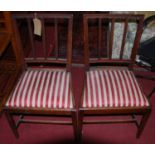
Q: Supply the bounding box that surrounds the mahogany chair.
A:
[3,13,78,142]
[78,14,151,142]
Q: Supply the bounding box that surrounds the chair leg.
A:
[71,111,78,142]
[136,111,151,138]
[77,111,83,143]
[5,110,19,138]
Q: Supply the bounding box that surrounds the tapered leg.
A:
[71,111,78,142]
[136,111,151,138]
[77,111,83,143]
[5,110,19,138]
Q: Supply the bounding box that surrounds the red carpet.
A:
[0,66,155,144]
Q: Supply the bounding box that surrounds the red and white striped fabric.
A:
[6,69,73,109]
[82,69,149,108]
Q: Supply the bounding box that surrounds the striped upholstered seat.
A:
[6,69,73,109]
[82,69,149,108]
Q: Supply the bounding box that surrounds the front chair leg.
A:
[136,111,151,138]
[77,111,83,143]
[5,110,19,138]
[71,111,78,142]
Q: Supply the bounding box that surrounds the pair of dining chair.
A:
[3,13,151,142]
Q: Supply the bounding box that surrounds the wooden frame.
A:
[0,12,23,114]
[12,13,73,70]
[83,14,145,69]
[78,13,151,142]
[4,13,79,142]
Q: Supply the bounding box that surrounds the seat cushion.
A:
[6,69,73,109]
[82,69,149,108]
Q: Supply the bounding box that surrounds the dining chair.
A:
[3,13,78,142]
[78,13,151,142]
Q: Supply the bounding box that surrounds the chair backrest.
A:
[12,13,73,70]
[83,14,144,69]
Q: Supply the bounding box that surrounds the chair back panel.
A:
[12,13,73,69]
[83,14,144,68]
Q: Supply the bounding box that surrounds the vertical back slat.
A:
[98,19,102,59]
[12,18,25,68]
[27,19,35,59]
[84,16,89,69]
[109,19,115,59]
[67,17,73,71]
[42,19,46,59]
[120,18,128,59]
[54,19,58,59]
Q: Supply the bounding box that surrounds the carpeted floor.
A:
[0,66,155,144]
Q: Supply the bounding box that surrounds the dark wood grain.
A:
[42,19,46,59]
[27,19,35,59]
[98,19,102,58]
[54,18,58,59]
